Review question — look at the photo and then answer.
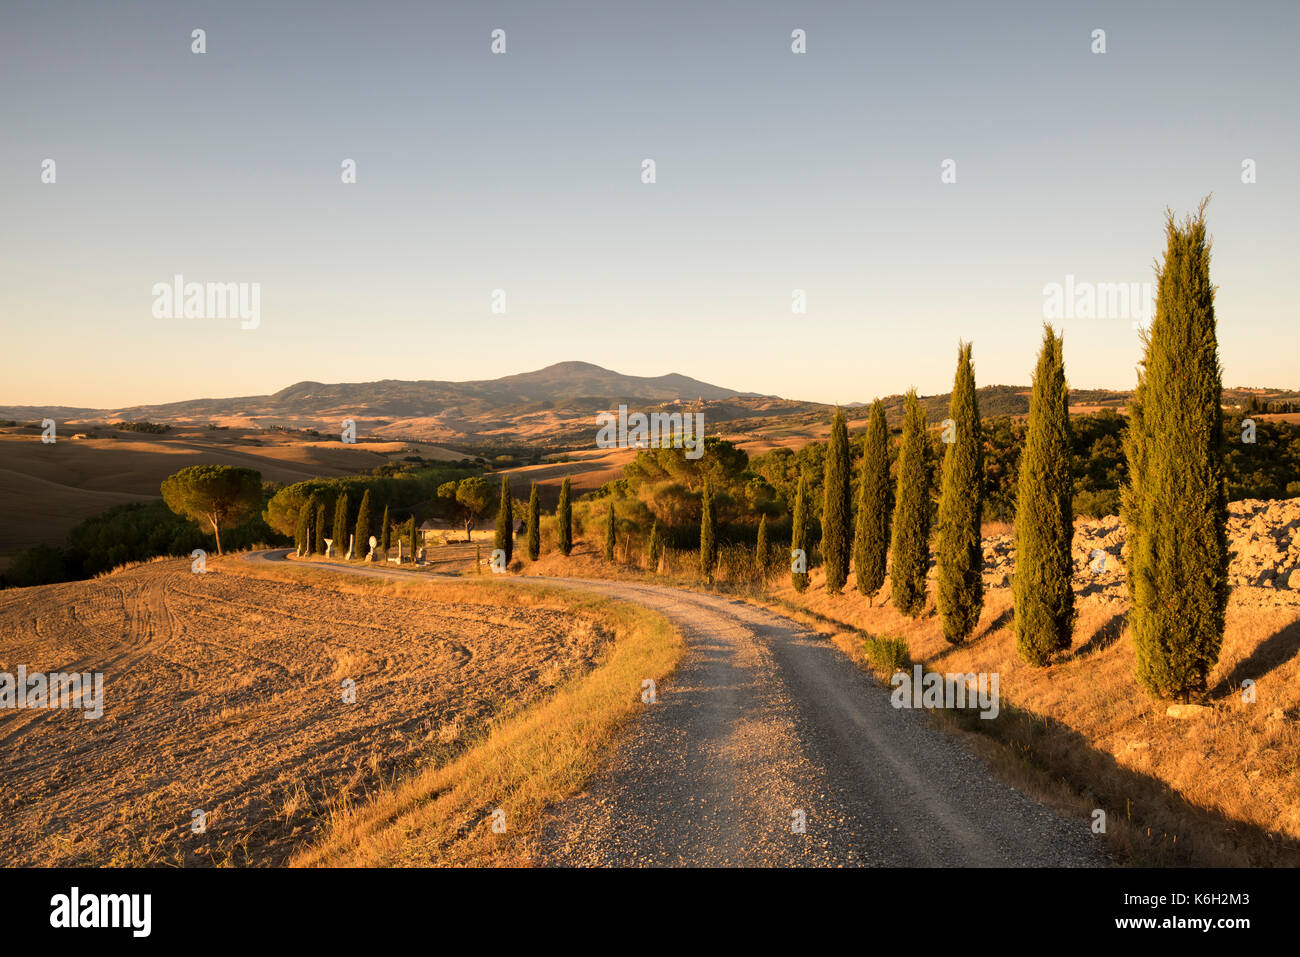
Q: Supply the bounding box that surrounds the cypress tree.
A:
[379,504,391,555]
[889,390,930,617]
[526,482,541,561]
[647,520,661,571]
[853,400,891,604]
[936,343,985,644]
[406,516,417,560]
[332,493,350,557]
[295,502,310,554]
[314,501,327,554]
[791,470,810,593]
[603,502,616,562]
[557,477,573,557]
[303,493,317,553]
[821,408,852,594]
[756,514,769,580]
[699,480,717,583]
[1123,203,1228,701]
[494,477,513,564]
[354,490,373,561]
[1013,326,1075,665]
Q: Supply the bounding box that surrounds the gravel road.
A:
[253,551,1106,867]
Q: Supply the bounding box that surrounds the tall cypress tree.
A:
[1013,326,1075,665]
[1124,203,1228,701]
[647,520,661,572]
[936,343,984,644]
[791,470,810,593]
[526,482,541,561]
[699,480,717,583]
[755,513,769,580]
[557,477,573,557]
[406,515,417,560]
[604,502,616,562]
[332,492,350,556]
[889,390,930,617]
[295,502,311,554]
[379,504,391,555]
[303,493,317,553]
[494,477,513,564]
[853,400,891,604]
[354,489,373,561]
[821,408,852,594]
[314,501,327,554]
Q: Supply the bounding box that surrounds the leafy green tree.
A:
[699,480,717,582]
[557,477,573,556]
[853,400,891,604]
[332,493,350,556]
[603,502,616,562]
[889,390,930,617]
[1014,326,1075,665]
[436,477,494,542]
[791,470,810,593]
[936,344,984,644]
[160,464,262,555]
[1123,204,1228,700]
[494,477,513,564]
[354,489,373,560]
[821,408,852,593]
[526,482,541,561]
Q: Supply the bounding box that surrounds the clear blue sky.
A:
[2,0,1296,407]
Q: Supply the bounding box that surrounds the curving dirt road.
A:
[253,550,1105,867]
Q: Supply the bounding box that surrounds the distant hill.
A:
[1,364,1293,451]
[0,362,773,449]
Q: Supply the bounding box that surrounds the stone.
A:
[324,538,334,558]
[1286,569,1300,589]
[1165,703,1212,719]
[345,533,354,561]
[366,535,377,562]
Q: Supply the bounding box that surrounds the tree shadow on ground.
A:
[1213,617,1300,698]
[945,701,1300,867]
[1072,612,1127,659]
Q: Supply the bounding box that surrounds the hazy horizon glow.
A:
[2,0,1297,408]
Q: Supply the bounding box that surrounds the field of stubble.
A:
[0,557,609,866]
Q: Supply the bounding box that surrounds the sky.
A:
[1,0,1297,408]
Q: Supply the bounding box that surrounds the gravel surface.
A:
[256,553,1106,867]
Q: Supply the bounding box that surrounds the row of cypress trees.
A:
[293,489,412,561]
[779,205,1226,699]
[487,476,575,566]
